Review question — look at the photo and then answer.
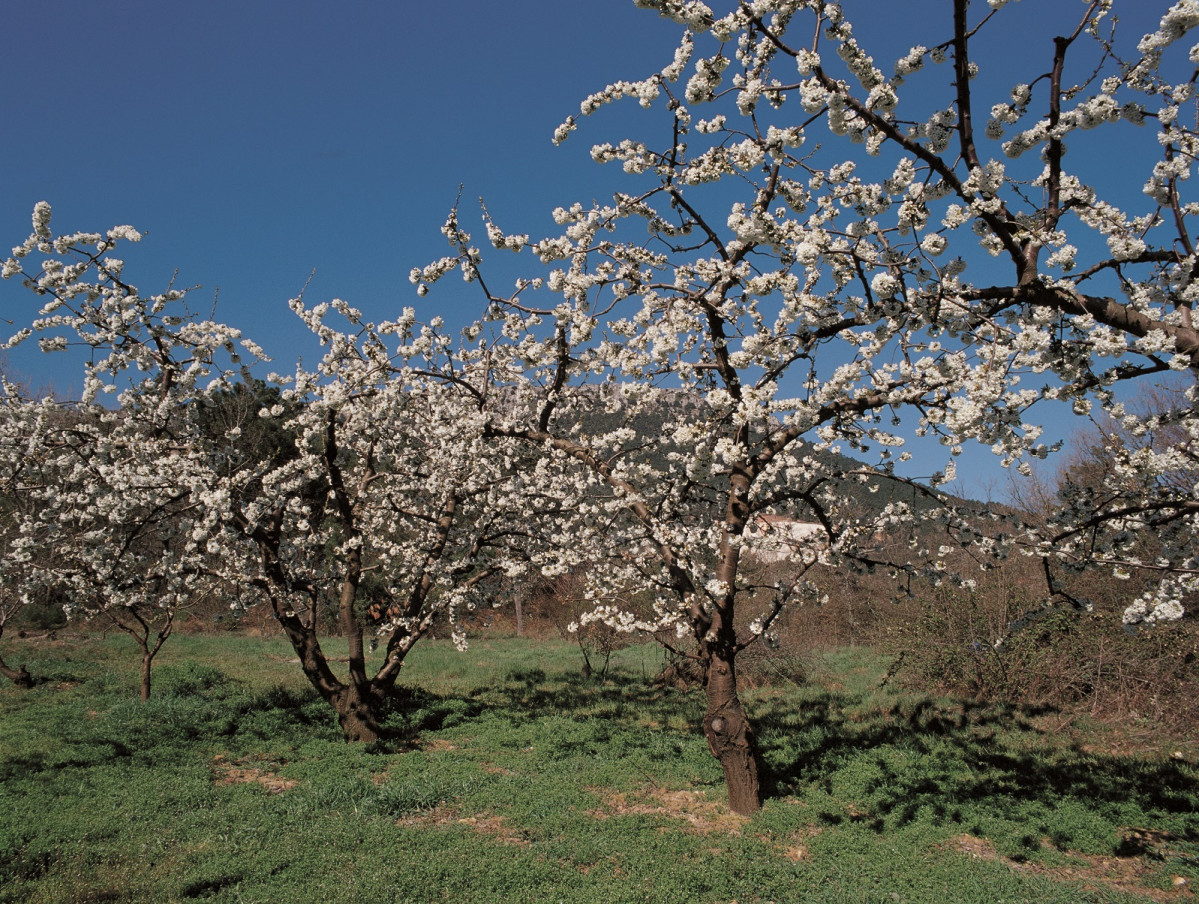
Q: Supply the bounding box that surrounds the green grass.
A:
[1,632,1196,903]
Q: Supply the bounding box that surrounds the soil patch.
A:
[396,805,531,846]
[211,753,298,794]
[779,826,823,862]
[586,786,746,834]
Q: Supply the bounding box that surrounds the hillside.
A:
[543,383,978,523]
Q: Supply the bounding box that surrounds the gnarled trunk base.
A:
[332,685,384,743]
[704,653,762,815]
[0,660,33,689]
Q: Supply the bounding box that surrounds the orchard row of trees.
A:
[3,0,1198,815]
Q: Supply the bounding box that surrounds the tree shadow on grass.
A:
[383,684,487,740]
[0,737,134,784]
[463,667,700,725]
[243,662,1196,845]
[429,667,712,768]
[753,688,1199,839]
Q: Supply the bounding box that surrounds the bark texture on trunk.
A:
[140,651,152,702]
[332,684,383,743]
[0,660,33,689]
[273,601,396,743]
[695,464,763,815]
[703,650,762,815]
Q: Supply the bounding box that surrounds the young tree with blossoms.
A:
[1,205,542,734]
[0,207,260,700]
[221,298,547,741]
[416,0,1199,813]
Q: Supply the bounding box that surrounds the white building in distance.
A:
[741,514,823,564]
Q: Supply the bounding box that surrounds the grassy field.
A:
[1,632,1196,903]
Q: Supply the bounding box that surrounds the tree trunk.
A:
[0,659,33,689]
[274,612,379,741]
[0,624,32,688]
[140,647,153,702]
[703,648,762,815]
[332,683,383,743]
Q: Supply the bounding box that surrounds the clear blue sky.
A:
[0,0,683,388]
[0,1,1176,497]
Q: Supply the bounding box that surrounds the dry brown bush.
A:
[884,555,1199,740]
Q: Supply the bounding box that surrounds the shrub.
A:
[896,581,1199,738]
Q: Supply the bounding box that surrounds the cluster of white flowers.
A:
[1123,591,1186,626]
[632,0,713,30]
[484,218,529,253]
[893,46,927,80]
[685,52,729,103]
[1135,0,1199,73]
[870,271,900,298]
